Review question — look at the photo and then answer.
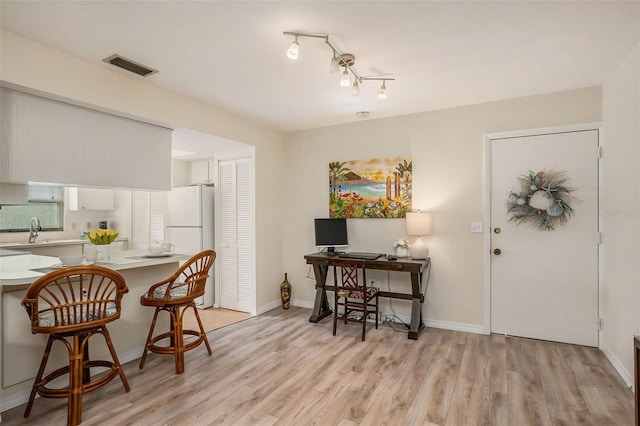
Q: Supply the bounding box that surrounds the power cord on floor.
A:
[382,271,410,333]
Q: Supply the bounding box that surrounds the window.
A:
[0,185,64,232]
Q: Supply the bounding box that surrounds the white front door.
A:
[490,129,599,346]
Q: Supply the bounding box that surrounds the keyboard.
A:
[337,252,383,260]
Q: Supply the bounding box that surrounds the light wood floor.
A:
[2,307,633,425]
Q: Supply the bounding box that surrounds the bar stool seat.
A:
[21,265,130,426]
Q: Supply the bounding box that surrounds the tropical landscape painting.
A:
[329,156,412,218]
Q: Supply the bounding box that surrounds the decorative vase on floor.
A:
[280,273,291,310]
[95,244,111,261]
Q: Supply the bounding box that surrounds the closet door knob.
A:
[494,248,502,255]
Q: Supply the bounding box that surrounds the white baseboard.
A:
[256,299,313,315]
[425,318,487,335]
[600,341,633,389]
[291,299,314,309]
[1,390,31,414]
[256,300,281,315]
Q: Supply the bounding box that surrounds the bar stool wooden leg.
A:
[70,334,83,426]
[139,308,161,369]
[24,336,56,418]
[173,307,185,374]
[191,304,213,355]
[102,326,131,391]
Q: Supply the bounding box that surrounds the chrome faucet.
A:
[29,217,41,243]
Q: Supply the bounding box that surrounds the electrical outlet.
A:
[471,222,483,233]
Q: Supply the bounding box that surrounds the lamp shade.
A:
[405,212,432,236]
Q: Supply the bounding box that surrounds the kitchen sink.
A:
[19,241,47,244]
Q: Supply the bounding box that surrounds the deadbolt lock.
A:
[494,248,502,255]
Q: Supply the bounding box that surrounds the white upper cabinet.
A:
[190,159,215,185]
[0,88,173,190]
[67,187,115,210]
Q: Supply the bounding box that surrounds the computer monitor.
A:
[314,218,348,254]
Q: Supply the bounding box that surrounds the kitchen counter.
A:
[0,249,190,290]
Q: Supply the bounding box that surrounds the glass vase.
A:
[395,246,409,257]
[95,244,111,261]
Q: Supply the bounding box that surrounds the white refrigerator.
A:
[166,185,215,308]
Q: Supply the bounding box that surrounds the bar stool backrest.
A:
[22,265,129,335]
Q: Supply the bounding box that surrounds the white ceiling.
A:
[1,1,639,138]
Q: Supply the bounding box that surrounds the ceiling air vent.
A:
[102,54,158,77]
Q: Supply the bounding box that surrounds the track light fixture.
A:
[283,31,394,99]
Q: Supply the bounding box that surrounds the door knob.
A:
[494,248,502,255]
[494,227,501,234]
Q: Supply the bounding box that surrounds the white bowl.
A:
[59,255,85,266]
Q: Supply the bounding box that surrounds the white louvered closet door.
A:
[218,158,254,313]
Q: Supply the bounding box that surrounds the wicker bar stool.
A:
[21,265,130,426]
[139,250,216,374]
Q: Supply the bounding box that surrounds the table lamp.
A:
[406,211,432,259]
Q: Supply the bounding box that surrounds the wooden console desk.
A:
[304,253,431,340]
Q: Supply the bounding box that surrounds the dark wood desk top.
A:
[304,252,429,274]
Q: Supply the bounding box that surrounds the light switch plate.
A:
[471,222,483,233]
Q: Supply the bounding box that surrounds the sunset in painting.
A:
[329,156,412,218]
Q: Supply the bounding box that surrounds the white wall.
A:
[0,29,286,311]
[601,41,640,383]
[285,87,602,327]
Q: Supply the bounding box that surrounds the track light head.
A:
[287,37,299,60]
[377,81,387,99]
[340,67,350,87]
[352,79,360,96]
[329,52,340,74]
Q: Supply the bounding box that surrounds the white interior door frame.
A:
[482,122,602,336]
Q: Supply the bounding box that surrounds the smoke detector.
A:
[356,111,370,119]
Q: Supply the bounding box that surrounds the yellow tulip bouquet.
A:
[87,229,119,245]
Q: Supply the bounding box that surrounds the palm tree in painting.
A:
[329,161,350,195]
[395,159,412,198]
